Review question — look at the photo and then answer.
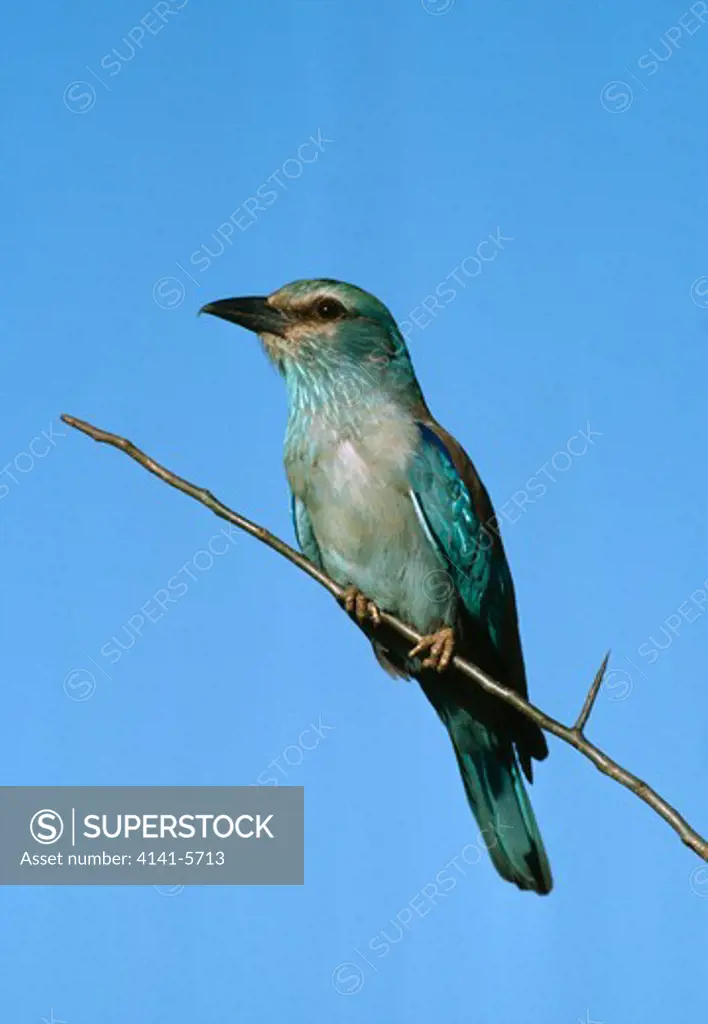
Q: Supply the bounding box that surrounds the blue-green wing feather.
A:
[409,422,511,653]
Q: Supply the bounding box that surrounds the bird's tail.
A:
[426,694,553,894]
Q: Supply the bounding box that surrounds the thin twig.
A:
[573,650,611,733]
[61,413,708,863]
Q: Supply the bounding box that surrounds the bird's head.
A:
[200,279,422,411]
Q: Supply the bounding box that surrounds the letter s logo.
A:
[30,809,64,844]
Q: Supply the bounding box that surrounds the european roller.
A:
[202,279,552,894]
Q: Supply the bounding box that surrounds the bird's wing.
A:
[408,419,528,702]
[408,418,548,772]
[291,495,324,569]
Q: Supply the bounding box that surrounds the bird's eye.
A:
[314,298,347,320]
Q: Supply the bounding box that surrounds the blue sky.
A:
[3,0,708,1020]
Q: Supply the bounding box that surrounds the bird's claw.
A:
[409,627,455,672]
[341,586,381,627]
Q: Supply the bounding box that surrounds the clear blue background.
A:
[2,0,708,1020]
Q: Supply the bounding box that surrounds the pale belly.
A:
[292,438,456,634]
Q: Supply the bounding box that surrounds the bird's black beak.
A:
[199,296,289,337]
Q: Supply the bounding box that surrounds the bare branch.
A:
[61,413,708,864]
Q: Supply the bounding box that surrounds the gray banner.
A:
[0,787,303,885]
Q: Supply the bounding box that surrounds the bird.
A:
[201,279,552,894]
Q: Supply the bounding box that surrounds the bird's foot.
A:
[409,627,455,672]
[341,586,381,627]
